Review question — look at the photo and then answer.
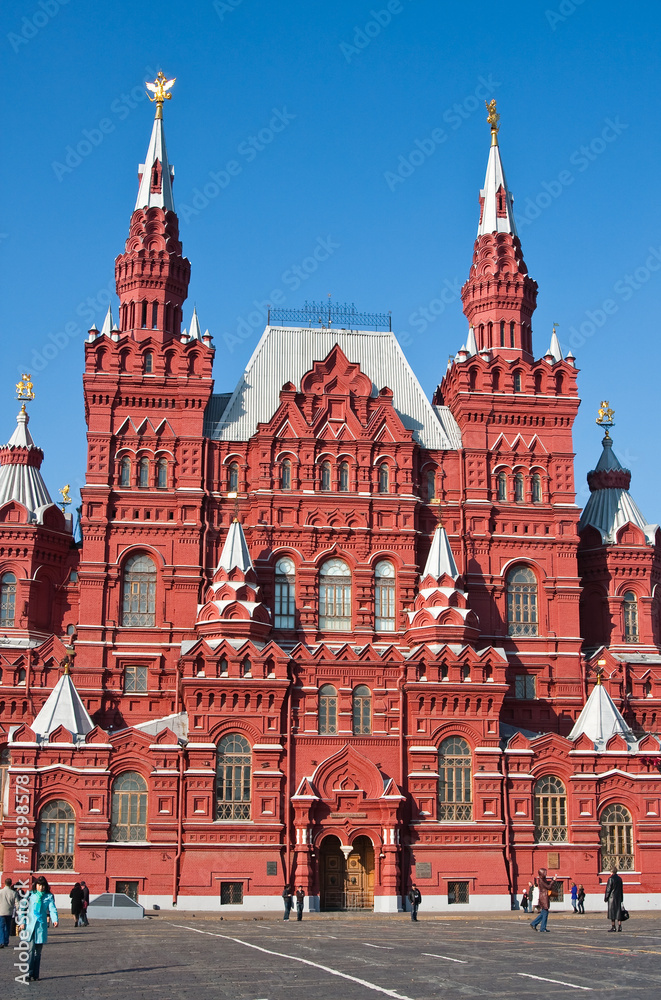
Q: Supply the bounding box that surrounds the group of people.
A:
[282,885,306,920]
[522,866,626,933]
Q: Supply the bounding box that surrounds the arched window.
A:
[492,369,501,391]
[514,472,524,502]
[506,565,538,636]
[110,771,148,842]
[37,800,75,870]
[352,685,371,734]
[319,684,338,734]
[138,457,150,488]
[499,320,505,347]
[216,734,251,820]
[321,461,331,491]
[319,559,351,631]
[438,737,472,821]
[623,591,639,643]
[339,461,349,492]
[532,473,542,503]
[534,371,543,394]
[122,554,156,627]
[534,776,567,843]
[378,463,389,494]
[274,557,295,629]
[600,803,634,872]
[157,458,168,489]
[280,459,292,490]
[0,573,16,627]
[375,560,396,632]
[497,471,507,501]
[469,368,477,391]
[143,351,154,373]
[513,371,522,392]
[119,456,131,487]
[426,469,436,501]
[228,462,239,492]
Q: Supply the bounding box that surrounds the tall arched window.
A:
[438,737,472,821]
[497,471,507,501]
[228,462,239,492]
[378,463,389,494]
[280,459,292,490]
[623,591,639,643]
[0,573,16,627]
[532,473,542,503]
[321,461,331,491]
[513,371,522,392]
[138,457,150,488]
[426,469,436,501]
[216,734,251,820]
[319,684,338,734]
[110,771,148,842]
[122,554,156,627]
[375,560,395,632]
[37,800,75,870]
[319,559,351,630]
[339,461,349,492]
[507,566,538,636]
[514,472,524,502]
[120,456,132,487]
[600,803,634,871]
[534,776,567,843]
[352,685,371,735]
[274,557,295,629]
[157,458,168,489]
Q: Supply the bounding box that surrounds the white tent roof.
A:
[423,523,459,580]
[568,681,635,750]
[32,671,94,742]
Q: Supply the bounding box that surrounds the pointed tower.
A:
[195,520,271,641]
[0,405,52,517]
[461,101,537,361]
[32,662,95,742]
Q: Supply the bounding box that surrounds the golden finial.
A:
[486,99,500,146]
[16,373,35,402]
[146,71,176,120]
[596,400,615,439]
[59,485,72,512]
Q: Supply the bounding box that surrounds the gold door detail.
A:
[320,834,374,911]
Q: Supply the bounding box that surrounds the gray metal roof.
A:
[205,326,461,451]
[203,392,232,436]
[579,488,657,545]
[0,408,52,518]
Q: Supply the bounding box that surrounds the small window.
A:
[623,591,639,643]
[143,351,153,373]
[375,560,396,632]
[499,320,505,347]
[157,458,168,489]
[274,557,295,629]
[339,461,349,492]
[281,459,292,490]
[514,675,536,699]
[138,458,149,488]
[120,456,132,487]
[352,685,371,735]
[141,302,148,329]
[514,472,524,502]
[319,684,338,734]
[510,321,516,348]
[448,880,469,904]
[497,471,507,501]
[151,302,158,329]
[426,469,436,501]
[532,473,542,504]
[320,461,331,491]
[124,664,148,692]
[0,573,17,627]
[220,882,244,904]
[513,371,522,392]
[378,464,389,494]
[228,462,239,493]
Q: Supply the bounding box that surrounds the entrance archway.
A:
[319,834,374,911]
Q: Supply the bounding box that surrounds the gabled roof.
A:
[568,681,635,750]
[135,114,175,212]
[32,670,94,742]
[205,326,462,451]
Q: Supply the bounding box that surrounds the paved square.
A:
[3,909,661,998]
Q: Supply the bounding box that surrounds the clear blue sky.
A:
[1,0,660,519]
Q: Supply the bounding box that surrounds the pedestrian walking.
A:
[0,877,17,948]
[530,868,556,933]
[408,884,422,922]
[521,887,529,913]
[70,882,85,927]
[605,866,624,932]
[80,881,90,926]
[570,881,578,913]
[577,884,586,914]
[18,876,58,982]
[295,886,305,921]
[282,885,292,920]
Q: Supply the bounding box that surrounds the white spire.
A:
[423,523,459,580]
[217,519,254,574]
[546,327,563,362]
[466,325,478,357]
[0,408,52,515]
[568,680,634,749]
[188,306,202,341]
[100,305,114,337]
[135,115,175,212]
[478,137,518,238]
[32,669,94,742]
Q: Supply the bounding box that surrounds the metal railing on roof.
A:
[268,300,391,331]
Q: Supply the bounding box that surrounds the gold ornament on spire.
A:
[596,400,615,438]
[16,373,35,402]
[486,99,500,145]
[59,484,72,512]
[146,71,176,120]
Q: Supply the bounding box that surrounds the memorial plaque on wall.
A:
[547,852,560,870]
[266,861,278,876]
[415,862,432,879]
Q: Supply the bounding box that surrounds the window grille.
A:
[623,591,639,643]
[352,685,371,735]
[220,882,244,904]
[37,800,75,870]
[438,737,472,821]
[122,554,156,627]
[600,803,634,871]
[534,776,567,843]
[319,684,338,734]
[319,559,351,630]
[110,771,148,842]
[216,734,251,820]
[375,560,395,631]
[448,880,469,904]
[124,664,148,693]
[507,566,538,637]
[274,557,295,629]
[0,573,16,627]
[515,675,536,699]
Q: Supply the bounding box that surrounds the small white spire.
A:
[135,116,175,212]
[32,669,94,741]
[188,307,202,341]
[546,327,563,363]
[217,519,254,574]
[466,325,478,356]
[478,136,518,238]
[423,523,459,580]
[100,305,114,338]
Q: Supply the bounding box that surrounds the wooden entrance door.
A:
[345,836,374,910]
[320,835,345,911]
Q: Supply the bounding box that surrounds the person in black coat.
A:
[604,866,624,932]
[408,884,422,922]
[282,885,292,921]
[69,883,85,928]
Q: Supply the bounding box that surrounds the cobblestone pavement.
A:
[3,910,661,998]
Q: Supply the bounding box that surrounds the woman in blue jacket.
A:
[19,876,59,981]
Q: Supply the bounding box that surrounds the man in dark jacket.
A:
[295,886,305,921]
[408,884,422,922]
[530,868,556,933]
[605,867,624,932]
[282,885,292,920]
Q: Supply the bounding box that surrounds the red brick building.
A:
[1,92,661,913]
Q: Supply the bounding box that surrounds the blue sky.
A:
[1,0,660,518]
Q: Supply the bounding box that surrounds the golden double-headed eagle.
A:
[146,72,176,118]
[596,400,615,426]
[16,373,35,401]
